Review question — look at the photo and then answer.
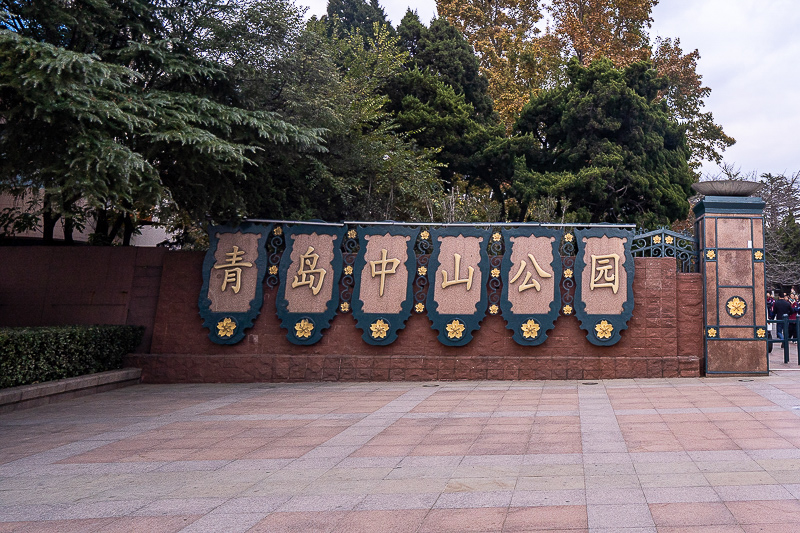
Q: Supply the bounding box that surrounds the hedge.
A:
[0,325,144,389]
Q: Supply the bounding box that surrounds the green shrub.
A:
[0,325,144,389]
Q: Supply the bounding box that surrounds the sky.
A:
[299,0,800,178]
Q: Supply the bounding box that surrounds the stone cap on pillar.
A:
[693,196,765,217]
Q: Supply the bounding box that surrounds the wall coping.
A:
[0,368,142,413]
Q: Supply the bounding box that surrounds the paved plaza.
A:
[2,369,800,532]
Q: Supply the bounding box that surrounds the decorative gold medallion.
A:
[595,320,613,339]
[343,265,353,275]
[370,319,390,339]
[756,328,766,338]
[340,302,350,312]
[563,305,573,315]
[521,319,540,339]
[726,297,746,318]
[216,317,236,338]
[754,250,764,260]
[415,303,425,313]
[564,233,574,242]
[420,230,430,240]
[563,268,573,278]
[665,235,674,244]
[489,304,499,315]
[269,265,278,275]
[273,226,282,236]
[418,266,428,276]
[707,327,717,338]
[706,250,716,260]
[347,229,357,239]
[294,319,314,338]
[492,232,502,242]
[653,235,662,244]
[491,268,500,278]
[446,320,465,339]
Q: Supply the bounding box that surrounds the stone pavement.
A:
[2,373,800,532]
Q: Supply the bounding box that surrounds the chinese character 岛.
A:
[291,246,327,295]
[369,249,401,297]
[213,245,253,294]
[441,253,474,290]
[590,253,620,294]
[509,253,552,292]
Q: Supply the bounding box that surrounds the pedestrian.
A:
[773,294,793,340]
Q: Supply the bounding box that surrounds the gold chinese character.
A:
[212,245,253,294]
[509,254,552,292]
[590,253,620,294]
[291,246,327,295]
[441,253,474,290]
[369,249,401,297]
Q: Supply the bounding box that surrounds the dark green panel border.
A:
[500,227,562,346]
[351,225,419,345]
[426,227,491,346]
[199,223,271,345]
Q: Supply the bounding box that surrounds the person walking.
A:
[773,293,793,340]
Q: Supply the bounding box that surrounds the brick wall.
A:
[126,252,703,382]
[0,247,166,352]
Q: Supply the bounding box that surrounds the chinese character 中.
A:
[369,249,401,297]
[212,245,253,294]
[590,253,620,294]
[291,246,327,295]
[441,253,474,290]
[509,253,553,292]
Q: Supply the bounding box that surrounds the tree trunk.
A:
[42,203,60,244]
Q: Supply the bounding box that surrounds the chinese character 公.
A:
[509,253,553,292]
[212,245,253,294]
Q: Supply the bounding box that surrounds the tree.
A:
[436,0,559,127]
[757,171,800,289]
[0,0,324,243]
[511,59,693,226]
[325,0,392,40]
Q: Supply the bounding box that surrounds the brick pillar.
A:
[694,196,768,375]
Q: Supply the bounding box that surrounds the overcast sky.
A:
[300,0,800,178]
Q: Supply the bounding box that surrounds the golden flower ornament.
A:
[491,268,500,278]
[295,319,314,338]
[563,268,573,278]
[727,297,746,317]
[370,319,390,339]
[492,232,502,242]
[418,266,428,276]
[216,317,236,338]
[757,328,766,338]
[273,226,282,236]
[595,320,614,339]
[415,303,425,313]
[665,236,674,244]
[564,233,574,242]
[344,265,354,275]
[347,229,357,239]
[420,230,430,240]
[563,305,573,315]
[489,304,499,315]
[521,319,540,339]
[754,250,764,260]
[653,235,662,244]
[446,320,465,339]
[708,328,717,338]
[340,302,350,312]
[269,265,278,275]
[706,250,716,260]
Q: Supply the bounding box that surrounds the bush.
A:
[0,325,144,389]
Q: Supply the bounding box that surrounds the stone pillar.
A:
[694,195,768,375]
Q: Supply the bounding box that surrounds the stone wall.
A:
[126,252,703,381]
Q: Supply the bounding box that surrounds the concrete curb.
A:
[0,368,142,414]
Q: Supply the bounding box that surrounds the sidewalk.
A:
[2,373,800,532]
